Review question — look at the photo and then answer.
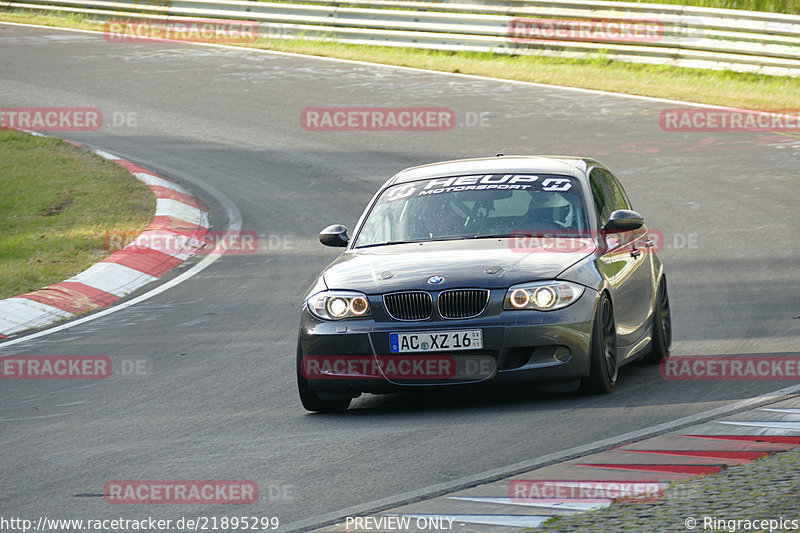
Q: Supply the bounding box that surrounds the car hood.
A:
[321,239,595,293]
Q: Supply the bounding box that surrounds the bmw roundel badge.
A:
[427,275,444,284]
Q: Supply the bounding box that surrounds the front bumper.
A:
[298,287,599,395]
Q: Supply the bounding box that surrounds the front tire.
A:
[296,340,351,413]
[640,278,671,365]
[580,293,618,394]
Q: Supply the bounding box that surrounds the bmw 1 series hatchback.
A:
[297,156,671,412]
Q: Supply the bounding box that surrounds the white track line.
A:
[2,23,797,531]
[280,384,800,532]
[716,420,800,430]
[0,20,780,114]
[448,496,611,512]
[401,514,551,528]
[0,145,242,349]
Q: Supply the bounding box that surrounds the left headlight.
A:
[503,281,585,311]
[307,290,372,320]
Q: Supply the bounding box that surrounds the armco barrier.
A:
[3,0,800,75]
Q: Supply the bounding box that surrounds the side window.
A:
[598,169,631,211]
[589,169,612,226]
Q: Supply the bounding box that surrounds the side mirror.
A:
[603,210,644,232]
[319,224,350,247]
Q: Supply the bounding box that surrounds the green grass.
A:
[250,37,800,111]
[0,6,795,302]
[0,130,155,300]
[257,0,800,15]
[2,10,798,111]
[609,0,800,14]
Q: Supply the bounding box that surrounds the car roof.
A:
[385,155,603,187]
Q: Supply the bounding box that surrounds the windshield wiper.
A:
[355,240,419,249]
[470,234,516,239]
[356,235,474,248]
[357,235,520,248]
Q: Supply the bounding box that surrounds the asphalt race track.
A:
[1,23,799,531]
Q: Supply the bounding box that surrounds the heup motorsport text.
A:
[386,174,573,201]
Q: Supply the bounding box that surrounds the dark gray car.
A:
[297,156,671,412]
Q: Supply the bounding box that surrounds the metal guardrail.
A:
[4,0,800,76]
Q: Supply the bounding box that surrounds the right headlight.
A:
[503,281,585,311]
[307,290,372,320]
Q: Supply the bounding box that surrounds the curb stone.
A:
[0,134,209,339]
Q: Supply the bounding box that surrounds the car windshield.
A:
[354,174,588,248]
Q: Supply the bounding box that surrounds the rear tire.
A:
[296,340,351,413]
[580,293,618,394]
[640,278,671,365]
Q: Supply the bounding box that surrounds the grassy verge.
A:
[0,130,155,300]
[2,10,798,111]
[607,0,799,14]
[253,39,800,111]
[194,0,800,15]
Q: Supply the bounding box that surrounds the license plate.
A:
[389,330,482,353]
